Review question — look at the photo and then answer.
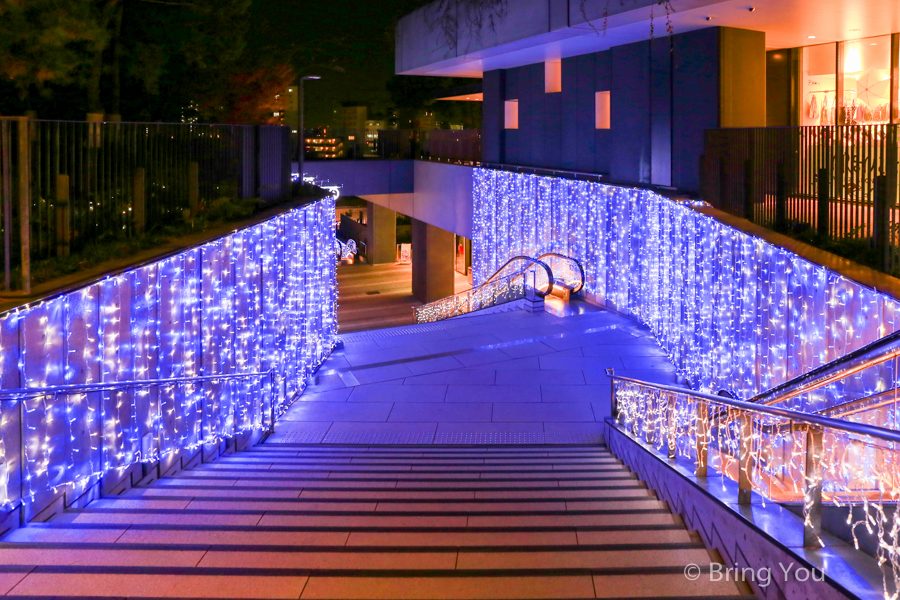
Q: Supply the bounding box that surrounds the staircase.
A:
[0,445,745,599]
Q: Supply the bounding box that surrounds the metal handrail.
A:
[483,255,555,297]
[536,252,586,293]
[750,329,900,406]
[610,373,900,445]
[0,371,276,401]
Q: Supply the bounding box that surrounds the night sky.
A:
[249,0,429,127]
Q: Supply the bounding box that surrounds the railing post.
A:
[18,397,26,525]
[803,424,824,548]
[695,400,708,478]
[738,412,754,505]
[16,117,30,294]
[743,158,755,221]
[666,394,676,460]
[606,369,617,420]
[817,168,830,238]
[874,175,889,272]
[775,161,787,231]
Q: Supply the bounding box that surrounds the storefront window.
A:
[840,35,891,124]
[800,43,836,126]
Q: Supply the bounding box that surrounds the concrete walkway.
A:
[276,301,679,445]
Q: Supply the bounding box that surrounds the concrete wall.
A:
[482,26,766,193]
[304,160,413,196]
[359,161,474,239]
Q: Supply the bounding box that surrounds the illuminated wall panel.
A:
[472,168,900,398]
[0,198,337,512]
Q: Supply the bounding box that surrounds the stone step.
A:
[0,441,743,599]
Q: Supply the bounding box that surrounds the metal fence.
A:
[701,125,900,273]
[0,117,292,292]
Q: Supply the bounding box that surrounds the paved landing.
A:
[278,301,680,445]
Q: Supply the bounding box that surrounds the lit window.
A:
[595,91,610,129]
[504,100,519,129]
[841,35,891,124]
[545,59,562,93]
[799,43,836,125]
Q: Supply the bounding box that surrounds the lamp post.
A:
[298,75,321,180]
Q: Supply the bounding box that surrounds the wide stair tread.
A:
[0,445,746,598]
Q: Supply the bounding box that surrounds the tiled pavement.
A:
[275,301,680,445]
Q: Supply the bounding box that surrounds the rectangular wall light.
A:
[595,91,611,129]
[545,59,562,93]
[504,99,519,129]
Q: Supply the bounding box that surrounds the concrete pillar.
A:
[719,28,766,127]
[365,203,397,264]
[411,218,454,303]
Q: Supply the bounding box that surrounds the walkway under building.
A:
[337,262,472,333]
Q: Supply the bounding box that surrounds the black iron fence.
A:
[0,118,291,291]
[702,125,900,274]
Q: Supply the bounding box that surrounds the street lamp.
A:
[298,75,321,180]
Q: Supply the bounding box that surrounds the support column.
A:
[365,203,397,264]
[411,218,454,303]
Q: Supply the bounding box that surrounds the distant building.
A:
[336,106,368,158]
[305,129,345,159]
[365,119,386,155]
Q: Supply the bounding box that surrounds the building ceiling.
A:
[401,0,900,77]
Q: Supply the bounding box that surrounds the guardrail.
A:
[609,371,900,597]
[0,117,292,292]
[701,125,900,274]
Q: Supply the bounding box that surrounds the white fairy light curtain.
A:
[0,198,338,512]
[472,168,900,398]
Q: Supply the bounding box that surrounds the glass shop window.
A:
[800,43,836,126]
[840,35,891,125]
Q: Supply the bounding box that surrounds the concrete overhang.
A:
[397,0,900,77]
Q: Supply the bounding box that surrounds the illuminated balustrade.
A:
[611,375,900,598]
[0,198,338,516]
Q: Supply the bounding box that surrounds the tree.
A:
[0,0,107,104]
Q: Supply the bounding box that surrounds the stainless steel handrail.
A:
[749,329,900,406]
[483,255,555,297]
[0,371,276,401]
[610,373,900,445]
[536,252,586,293]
